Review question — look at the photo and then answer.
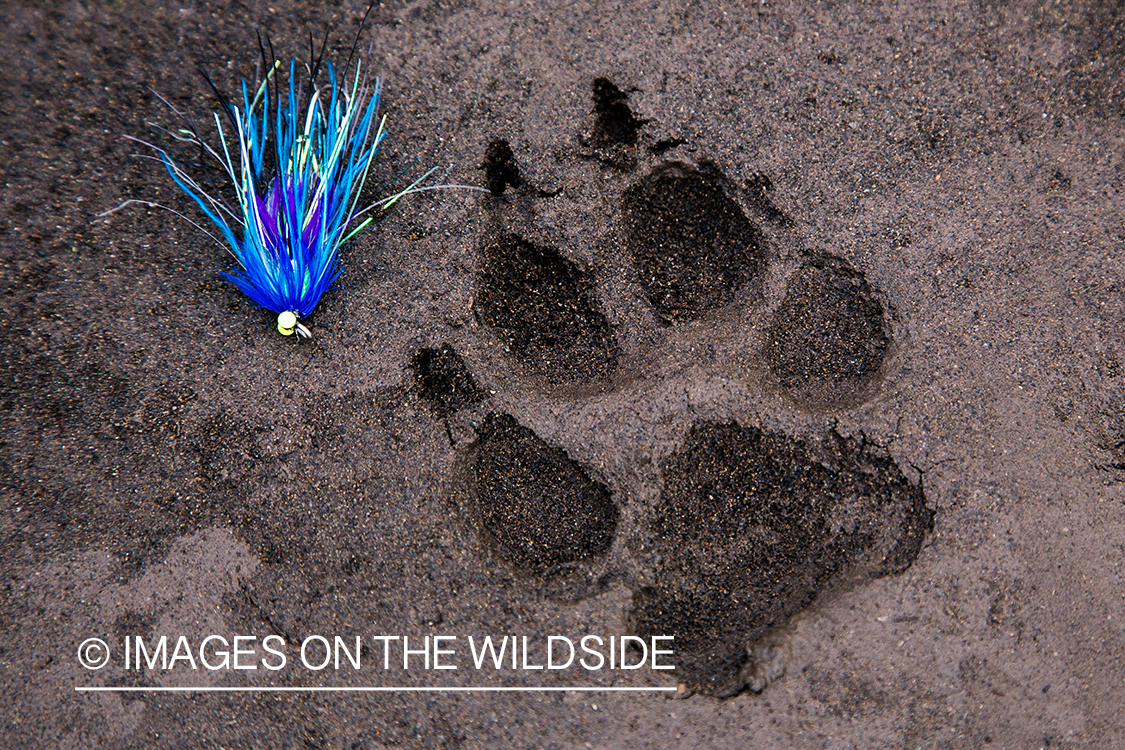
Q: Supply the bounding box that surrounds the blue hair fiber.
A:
[125,16,485,338]
[136,50,398,338]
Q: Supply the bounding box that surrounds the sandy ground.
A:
[2,0,1124,747]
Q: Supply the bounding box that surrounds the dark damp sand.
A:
[2,0,1124,747]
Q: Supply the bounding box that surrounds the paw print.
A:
[411,78,932,696]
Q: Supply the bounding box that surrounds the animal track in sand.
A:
[416,76,928,696]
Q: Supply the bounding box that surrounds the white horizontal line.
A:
[76,686,676,693]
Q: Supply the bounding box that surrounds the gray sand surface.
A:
[2,0,1124,747]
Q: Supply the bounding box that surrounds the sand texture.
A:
[2,0,1124,747]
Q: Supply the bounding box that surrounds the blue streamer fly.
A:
[131,49,420,338]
